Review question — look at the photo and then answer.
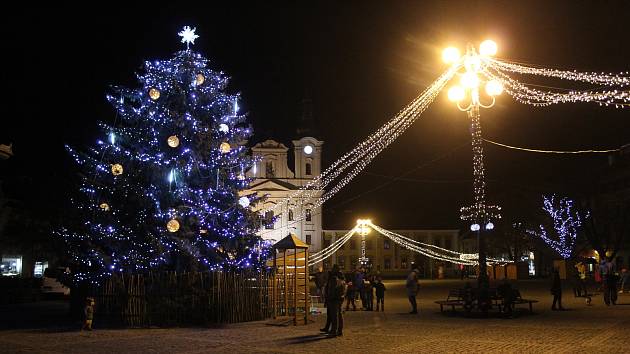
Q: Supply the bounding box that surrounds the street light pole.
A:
[443,41,503,289]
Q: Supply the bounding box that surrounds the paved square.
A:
[1,279,628,353]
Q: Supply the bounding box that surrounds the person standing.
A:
[406,264,419,314]
[314,267,328,305]
[374,276,386,311]
[344,274,356,311]
[601,257,617,305]
[551,268,564,311]
[354,269,365,310]
[82,297,95,330]
[320,265,345,336]
[364,276,374,311]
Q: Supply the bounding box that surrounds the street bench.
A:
[435,289,466,312]
[509,289,538,313]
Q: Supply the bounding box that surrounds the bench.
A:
[435,289,466,312]
[510,289,538,313]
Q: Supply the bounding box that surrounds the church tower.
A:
[245,98,324,252]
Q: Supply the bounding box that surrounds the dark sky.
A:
[2,1,629,230]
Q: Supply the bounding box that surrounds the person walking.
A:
[374,276,386,311]
[314,267,328,305]
[406,264,420,314]
[551,268,564,311]
[320,265,345,336]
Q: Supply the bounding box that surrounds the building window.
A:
[1,256,22,277]
[305,209,312,221]
[288,209,294,221]
[265,161,274,178]
[383,239,390,250]
[264,211,274,229]
[401,257,408,270]
[305,163,312,175]
[384,258,391,270]
[306,234,312,245]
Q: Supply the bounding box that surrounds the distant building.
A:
[321,229,461,278]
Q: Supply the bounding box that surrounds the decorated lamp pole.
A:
[443,41,503,288]
[356,219,371,267]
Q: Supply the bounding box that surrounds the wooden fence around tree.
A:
[94,271,274,327]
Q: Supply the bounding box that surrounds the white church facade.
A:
[245,137,324,252]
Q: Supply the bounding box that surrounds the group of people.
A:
[317,264,421,337]
[555,256,628,310]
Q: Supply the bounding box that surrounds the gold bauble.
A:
[167,135,180,148]
[149,88,160,100]
[237,173,246,180]
[99,203,110,211]
[219,142,231,154]
[195,73,205,85]
[166,219,180,233]
[111,163,123,176]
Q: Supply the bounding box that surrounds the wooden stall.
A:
[268,234,309,326]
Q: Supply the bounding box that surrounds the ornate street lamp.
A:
[356,219,371,267]
[443,40,503,288]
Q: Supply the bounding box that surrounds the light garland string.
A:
[268,65,461,225]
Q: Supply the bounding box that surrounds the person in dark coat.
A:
[345,273,357,311]
[374,276,386,311]
[406,264,420,314]
[364,276,374,311]
[551,268,564,311]
[320,265,345,335]
[320,265,346,337]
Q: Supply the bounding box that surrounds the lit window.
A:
[288,209,294,221]
[265,161,274,178]
[384,258,391,270]
[383,239,390,250]
[306,234,312,244]
[305,209,312,221]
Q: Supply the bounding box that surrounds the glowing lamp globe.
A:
[461,72,480,89]
[442,47,460,64]
[470,223,481,231]
[485,80,503,96]
[479,40,498,56]
[485,222,495,230]
[303,145,313,155]
[447,86,465,102]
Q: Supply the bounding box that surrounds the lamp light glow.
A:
[448,86,466,102]
[442,47,461,64]
[479,40,498,56]
[461,72,480,89]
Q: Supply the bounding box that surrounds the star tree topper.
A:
[178,26,199,49]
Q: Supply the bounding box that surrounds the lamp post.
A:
[443,41,503,289]
[356,219,371,267]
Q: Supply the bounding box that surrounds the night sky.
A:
[2,1,629,230]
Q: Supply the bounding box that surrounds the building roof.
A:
[273,233,309,249]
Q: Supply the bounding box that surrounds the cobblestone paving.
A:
[1,279,628,353]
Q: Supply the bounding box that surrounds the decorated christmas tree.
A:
[59,27,265,283]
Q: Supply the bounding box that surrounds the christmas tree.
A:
[60,27,265,283]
